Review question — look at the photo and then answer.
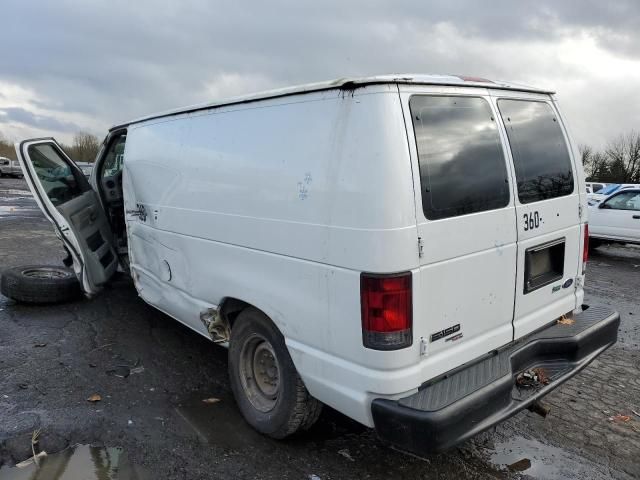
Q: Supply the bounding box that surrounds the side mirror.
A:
[599,202,610,209]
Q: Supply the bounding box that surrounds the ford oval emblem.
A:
[562,279,573,289]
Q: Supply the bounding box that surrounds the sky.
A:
[0,0,639,149]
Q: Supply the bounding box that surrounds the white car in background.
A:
[0,157,23,178]
[589,188,640,247]
[586,182,607,193]
[75,162,94,178]
[588,183,640,205]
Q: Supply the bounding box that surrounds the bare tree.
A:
[604,131,640,183]
[0,132,16,160]
[580,144,610,181]
[67,131,100,163]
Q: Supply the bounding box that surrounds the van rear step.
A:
[371,305,620,454]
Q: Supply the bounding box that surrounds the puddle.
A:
[0,444,149,479]
[489,436,610,479]
[1,190,31,196]
[0,206,39,217]
[175,391,273,451]
[174,391,367,453]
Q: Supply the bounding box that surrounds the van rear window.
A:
[498,100,574,204]
[410,96,510,220]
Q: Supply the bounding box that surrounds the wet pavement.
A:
[0,444,149,479]
[1,176,639,479]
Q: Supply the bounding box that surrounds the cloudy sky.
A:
[1,0,638,148]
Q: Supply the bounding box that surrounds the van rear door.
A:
[15,138,118,294]
[399,87,518,370]
[493,93,583,339]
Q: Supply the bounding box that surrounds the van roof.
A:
[113,74,553,130]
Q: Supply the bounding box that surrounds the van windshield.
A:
[498,100,574,204]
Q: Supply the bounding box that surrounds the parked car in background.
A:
[586,182,606,193]
[8,74,619,455]
[589,188,640,247]
[0,157,23,178]
[75,162,94,178]
[588,184,640,204]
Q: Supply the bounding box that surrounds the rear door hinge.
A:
[420,337,428,356]
[578,203,583,219]
[418,237,424,258]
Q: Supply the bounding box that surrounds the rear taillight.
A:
[361,272,412,350]
[582,223,589,273]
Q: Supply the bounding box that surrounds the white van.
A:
[585,182,606,193]
[12,75,619,453]
[0,157,23,178]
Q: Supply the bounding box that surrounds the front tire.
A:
[228,308,322,438]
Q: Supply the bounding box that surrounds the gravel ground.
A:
[0,176,638,479]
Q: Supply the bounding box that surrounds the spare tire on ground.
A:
[0,265,81,304]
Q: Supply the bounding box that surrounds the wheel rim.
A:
[21,267,70,280]
[239,333,280,412]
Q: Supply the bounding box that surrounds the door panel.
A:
[590,190,640,242]
[15,138,117,293]
[493,96,582,339]
[57,191,118,286]
[399,87,518,366]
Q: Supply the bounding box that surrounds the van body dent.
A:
[15,74,619,453]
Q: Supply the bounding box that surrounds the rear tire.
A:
[0,265,81,304]
[228,307,322,438]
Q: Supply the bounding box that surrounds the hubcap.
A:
[21,267,70,280]
[239,334,280,412]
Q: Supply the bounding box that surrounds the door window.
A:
[101,135,126,178]
[28,144,88,206]
[410,95,510,220]
[601,191,640,211]
[498,100,574,204]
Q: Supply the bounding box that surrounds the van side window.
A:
[410,96,510,220]
[498,100,574,204]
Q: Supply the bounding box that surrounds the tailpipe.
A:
[528,400,551,418]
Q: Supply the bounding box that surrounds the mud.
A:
[1,177,638,479]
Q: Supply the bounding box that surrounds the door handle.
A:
[633,215,640,219]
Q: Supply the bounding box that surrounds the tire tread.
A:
[228,307,323,439]
[0,265,81,304]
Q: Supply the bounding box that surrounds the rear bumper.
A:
[371,305,620,454]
